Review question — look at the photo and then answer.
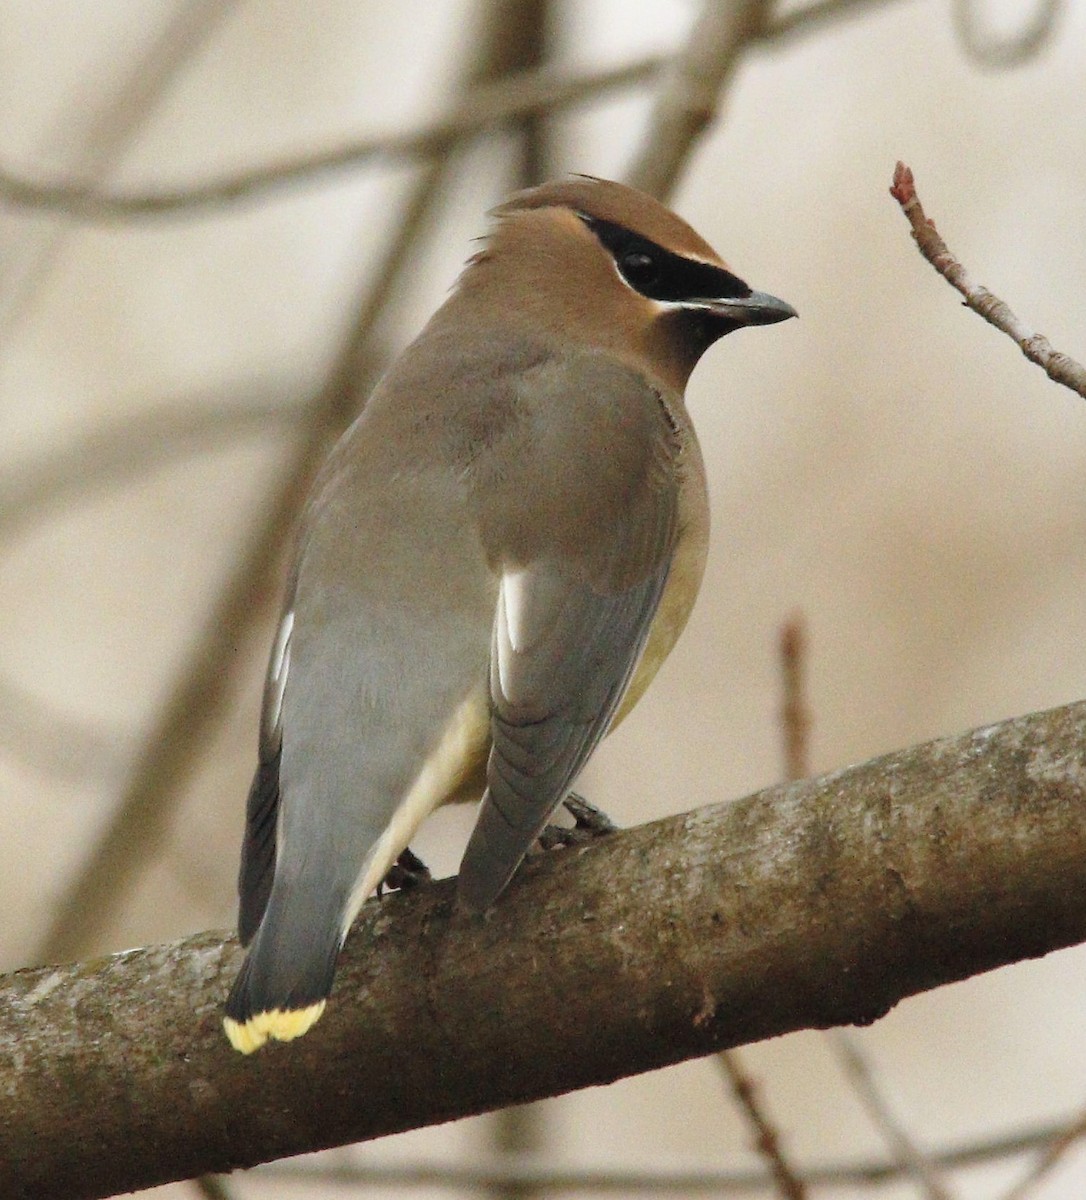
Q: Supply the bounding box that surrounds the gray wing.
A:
[455,351,683,912]
[237,604,293,945]
[455,551,673,912]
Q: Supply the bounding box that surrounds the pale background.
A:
[1,1,1085,1197]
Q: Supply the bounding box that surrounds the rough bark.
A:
[4,699,1086,1199]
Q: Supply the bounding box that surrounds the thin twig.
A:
[713,617,815,1200]
[717,1051,807,1200]
[997,1107,1086,1200]
[770,0,905,40]
[829,1031,955,1200]
[890,161,1086,399]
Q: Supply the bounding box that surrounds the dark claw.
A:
[564,793,618,835]
[537,793,619,851]
[379,846,432,895]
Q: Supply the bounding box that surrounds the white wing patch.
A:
[495,568,531,699]
[500,569,531,652]
[264,610,294,741]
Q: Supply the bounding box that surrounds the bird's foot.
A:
[538,794,618,850]
[379,847,432,894]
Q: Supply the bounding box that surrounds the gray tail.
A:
[223,889,344,1053]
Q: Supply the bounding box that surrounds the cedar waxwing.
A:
[223,176,795,1053]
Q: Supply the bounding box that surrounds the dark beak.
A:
[700,289,797,327]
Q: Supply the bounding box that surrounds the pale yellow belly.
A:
[610,459,709,728]
[442,431,708,796]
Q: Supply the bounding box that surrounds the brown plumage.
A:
[223,176,795,1053]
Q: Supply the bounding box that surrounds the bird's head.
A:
[466,175,796,390]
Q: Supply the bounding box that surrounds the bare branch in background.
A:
[710,623,812,1200]
[479,0,555,1183]
[0,0,905,222]
[779,618,955,1200]
[890,161,1086,399]
[998,1107,1086,1200]
[249,1118,1086,1193]
[7,698,1086,1198]
[625,0,773,200]
[191,1172,236,1200]
[779,614,811,783]
[0,672,130,785]
[31,398,316,965]
[0,391,300,541]
[0,57,664,221]
[952,0,1063,69]
[716,1051,807,1200]
[828,1031,956,1200]
[0,0,242,333]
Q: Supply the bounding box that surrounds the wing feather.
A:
[237,607,293,945]
[458,494,676,912]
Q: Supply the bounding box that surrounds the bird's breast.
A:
[610,424,709,727]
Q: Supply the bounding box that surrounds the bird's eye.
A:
[619,250,659,289]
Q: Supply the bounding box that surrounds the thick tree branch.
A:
[5,699,1086,1199]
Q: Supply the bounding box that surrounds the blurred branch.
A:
[0,57,664,220]
[625,0,773,199]
[713,617,814,1200]
[7,698,1086,1198]
[828,1031,955,1200]
[779,618,954,1200]
[31,399,323,965]
[779,614,811,783]
[890,161,1086,400]
[482,1,555,1183]
[716,1051,807,1200]
[0,672,130,785]
[998,1107,1086,1200]
[191,1174,235,1200]
[0,0,241,333]
[0,391,300,541]
[952,0,1063,69]
[0,0,904,222]
[249,1117,1086,1192]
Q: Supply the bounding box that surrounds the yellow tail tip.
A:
[223,1000,327,1054]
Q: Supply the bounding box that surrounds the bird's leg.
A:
[537,792,619,850]
[379,846,433,894]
